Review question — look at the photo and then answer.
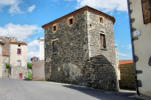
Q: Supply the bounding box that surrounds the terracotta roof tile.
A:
[119,60,133,65]
[9,40,27,45]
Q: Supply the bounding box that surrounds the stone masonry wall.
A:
[81,11,119,91]
[119,63,136,90]
[45,10,88,84]
[45,9,118,91]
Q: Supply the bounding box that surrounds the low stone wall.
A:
[119,63,136,90]
[32,60,45,81]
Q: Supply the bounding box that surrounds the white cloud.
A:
[0,0,22,14]
[28,5,36,13]
[76,0,128,12]
[118,52,131,57]
[0,23,41,40]
[28,39,40,59]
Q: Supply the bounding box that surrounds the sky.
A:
[0,0,133,60]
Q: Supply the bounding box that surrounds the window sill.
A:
[101,48,107,51]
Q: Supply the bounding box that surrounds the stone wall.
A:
[45,8,118,91]
[32,60,45,81]
[11,66,28,79]
[119,63,136,90]
[84,10,118,91]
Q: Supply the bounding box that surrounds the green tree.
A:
[5,63,10,69]
[27,62,32,69]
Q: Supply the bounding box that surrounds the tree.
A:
[27,62,32,69]
[5,63,10,69]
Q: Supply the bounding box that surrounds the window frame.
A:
[52,24,58,32]
[67,16,75,26]
[17,48,21,55]
[100,33,107,50]
[51,39,59,53]
[141,0,151,24]
[98,16,104,24]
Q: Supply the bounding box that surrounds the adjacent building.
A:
[128,0,151,97]
[118,60,136,90]
[31,38,45,81]
[0,36,28,79]
[39,38,44,60]
[42,6,119,91]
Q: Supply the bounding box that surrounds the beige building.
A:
[128,0,151,97]
[0,36,28,79]
[39,38,44,60]
[31,38,45,81]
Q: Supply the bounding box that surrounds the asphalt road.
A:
[0,79,140,100]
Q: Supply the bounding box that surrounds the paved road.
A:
[0,79,140,100]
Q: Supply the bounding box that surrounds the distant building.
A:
[42,6,119,91]
[39,38,44,60]
[118,60,136,90]
[0,36,28,79]
[30,37,45,81]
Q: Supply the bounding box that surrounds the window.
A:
[52,24,58,32]
[69,18,73,24]
[17,49,21,55]
[99,16,104,24]
[52,39,58,52]
[68,17,75,25]
[18,44,21,47]
[142,0,151,24]
[100,34,106,49]
[17,60,22,66]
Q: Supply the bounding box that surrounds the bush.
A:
[5,63,10,69]
[27,62,32,69]
[28,71,32,79]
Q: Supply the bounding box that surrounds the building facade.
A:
[128,0,151,97]
[39,38,44,60]
[43,6,119,91]
[0,36,28,79]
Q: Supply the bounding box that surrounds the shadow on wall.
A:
[82,55,119,91]
[48,54,119,91]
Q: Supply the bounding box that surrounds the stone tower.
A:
[42,6,119,91]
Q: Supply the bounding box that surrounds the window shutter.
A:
[142,0,151,24]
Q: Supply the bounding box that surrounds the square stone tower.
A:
[42,6,119,91]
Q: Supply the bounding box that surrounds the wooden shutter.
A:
[142,0,151,24]
[100,34,106,48]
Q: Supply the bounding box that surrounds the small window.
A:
[52,39,59,52]
[68,17,75,25]
[52,24,58,32]
[142,0,151,24]
[69,18,73,24]
[17,49,21,55]
[17,60,22,66]
[100,34,106,49]
[99,16,104,24]
[18,44,21,47]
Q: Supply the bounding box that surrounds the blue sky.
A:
[0,0,132,60]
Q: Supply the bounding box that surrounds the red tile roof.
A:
[9,40,27,45]
[2,51,9,56]
[119,60,133,65]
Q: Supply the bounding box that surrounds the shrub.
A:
[5,63,10,69]
[28,71,32,79]
[27,62,32,69]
